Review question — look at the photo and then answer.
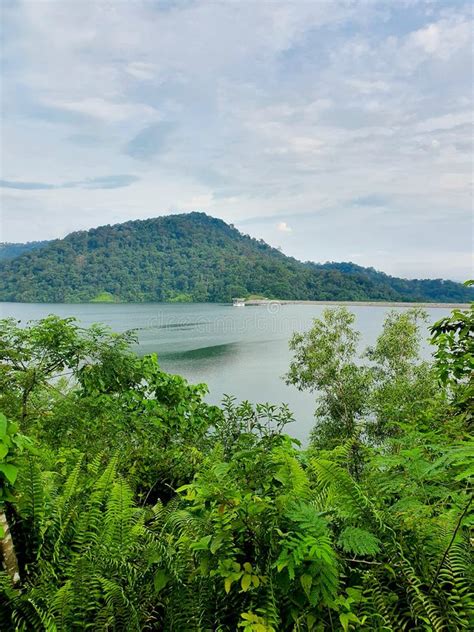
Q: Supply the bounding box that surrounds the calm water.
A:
[0,302,451,442]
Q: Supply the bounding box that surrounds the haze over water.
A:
[1,302,452,442]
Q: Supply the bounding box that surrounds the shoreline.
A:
[0,299,470,309]
[244,299,471,309]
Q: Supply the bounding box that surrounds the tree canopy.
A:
[1,213,472,303]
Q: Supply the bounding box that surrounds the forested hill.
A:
[0,212,471,303]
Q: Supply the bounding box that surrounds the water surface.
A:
[0,302,451,442]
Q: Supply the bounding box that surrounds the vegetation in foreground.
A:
[0,302,472,631]
[1,213,473,303]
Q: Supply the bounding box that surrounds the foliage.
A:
[0,412,30,587]
[165,438,339,630]
[90,291,116,303]
[167,292,193,303]
[1,213,472,303]
[0,307,473,630]
[365,308,440,441]
[430,297,473,426]
[0,315,135,425]
[287,307,442,446]
[0,413,30,506]
[286,308,371,446]
[307,428,473,631]
[2,455,165,631]
[1,317,221,503]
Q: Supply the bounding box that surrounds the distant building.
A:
[232,297,246,307]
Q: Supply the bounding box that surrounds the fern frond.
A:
[337,526,381,556]
[310,457,385,529]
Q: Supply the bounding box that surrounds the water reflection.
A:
[160,341,240,362]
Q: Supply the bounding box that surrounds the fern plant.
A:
[308,431,474,632]
[1,453,168,631]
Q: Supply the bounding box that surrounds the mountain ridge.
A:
[1,212,472,303]
[0,240,51,261]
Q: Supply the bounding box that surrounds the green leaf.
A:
[241,574,252,592]
[0,463,18,485]
[154,569,169,594]
[300,573,313,598]
[0,415,7,440]
[192,535,212,550]
[346,587,363,601]
[210,534,224,554]
[175,484,191,493]
[337,527,381,556]
[0,443,8,461]
[340,612,360,631]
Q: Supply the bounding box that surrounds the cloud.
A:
[407,15,471,60]
[0,180,56,190]
[415,111,473,133]
[1,0,472,279]
[351,195,388,207]
[76,175,140,189]
[0,176,140,191]
[277,221,292,233]
[44,97,159,123]
[125,123,174,160]
[125,62,156,81]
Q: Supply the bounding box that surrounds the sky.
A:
[1,0,472,280]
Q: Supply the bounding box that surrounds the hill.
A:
[0,240,51,261]
[0,213,471,303]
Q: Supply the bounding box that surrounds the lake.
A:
[0,302,452,442]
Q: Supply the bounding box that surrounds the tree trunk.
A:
[0,508,20,585]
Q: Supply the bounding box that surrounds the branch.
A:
[343,557,383,566]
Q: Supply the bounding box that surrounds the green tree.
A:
[365,308,440,440]
[0,316,135,425]
[286,307,442,446]
[285,308,371,447]
[431,297,474,426]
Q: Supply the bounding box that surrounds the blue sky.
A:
[1,0,472,280]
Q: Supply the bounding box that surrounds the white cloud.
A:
[1,0,472,279]
[415,111,473,133]
[43,97,159,123]
[346,79,390,94]
[125,62,156,81]
[408,16,471,60]
[439,173,471,191]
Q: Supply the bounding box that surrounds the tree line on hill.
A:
[0,213,472,303]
